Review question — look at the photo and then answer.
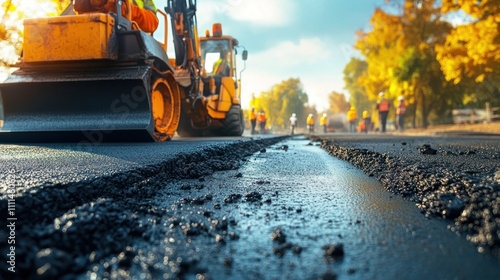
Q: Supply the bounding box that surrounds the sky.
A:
[189,0,387,111]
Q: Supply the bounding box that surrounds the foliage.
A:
[256,78,309,129]
[436,0,499,108]
[350,0,499,128]
[0,0,71,67]
[437,0,499,84]
[355,8,403,101]
[327,91,350,115]
[343,57,372,114]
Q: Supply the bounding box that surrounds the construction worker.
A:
[347,106,357,133]
[257,111,267,134]
[210,49,230,96]
[289,113,297,135]
[396,95,407,132]
[306,114,314,133]
[76,0,159,33]
[320,113,328,133]
[250,107,257,135]
[376,92,390,133]
[361,110,371,133]
[212,49,230,76]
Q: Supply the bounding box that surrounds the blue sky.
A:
[191,0,386,111]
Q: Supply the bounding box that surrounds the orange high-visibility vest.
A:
[378,99,390,112]
[396,101,406,115]
[307,116,314,125]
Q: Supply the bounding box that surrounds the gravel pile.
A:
[0,136,287,279]
[312,134,500,257]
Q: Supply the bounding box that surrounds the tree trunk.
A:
[422,88,427,128]
[412,86,418,128]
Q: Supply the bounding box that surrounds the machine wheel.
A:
[176,108,206,137]
[219,104,244,136]
[151,74,181,141]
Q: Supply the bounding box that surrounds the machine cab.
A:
[201,39,233,77]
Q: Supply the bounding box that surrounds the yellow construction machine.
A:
[0,0,247,142]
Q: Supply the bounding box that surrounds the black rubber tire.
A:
[176,109,205,137]
[218,105,244,136]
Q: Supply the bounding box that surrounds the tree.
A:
[355,8,403,101]
[343,58,372,114]
[436,0,500,107]
[258,78,309,130]
[356,0,455,128]
[327,91,350,115]
[1,0,71,67]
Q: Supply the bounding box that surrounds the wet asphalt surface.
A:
[312,132,500,259]
[0,133,499,279]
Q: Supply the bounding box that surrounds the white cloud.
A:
[251,37,333,69]
[198,0,296,27]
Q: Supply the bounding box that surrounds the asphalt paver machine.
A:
[0,0,247,142]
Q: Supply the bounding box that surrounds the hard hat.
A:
[292,113,296,117]
[323,113,327,117]
[398,95,404,101]
[308,113,313,117]
[350,106,355,110]
[378,92,385,97]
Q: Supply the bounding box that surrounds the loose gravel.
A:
[0,136,287,279]
[311,134,500,257]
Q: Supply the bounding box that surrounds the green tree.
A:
[343,58,372,114]
[259,78,309,130]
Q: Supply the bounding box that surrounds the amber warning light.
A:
[212,23,222,37]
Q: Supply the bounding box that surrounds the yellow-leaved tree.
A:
[0,0,70,67]
[258,78,309,131]
[436,0,499,107]
[355,0,454,128]
[328,91,350,115]
[437,0,499,84]
[343,57,371,115]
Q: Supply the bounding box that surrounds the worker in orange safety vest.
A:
[376,92,390,133]
[75,0,159,33]
[396,95,407,132]
[257,111,267,134]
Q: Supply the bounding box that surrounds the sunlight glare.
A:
[0,0,67,70]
